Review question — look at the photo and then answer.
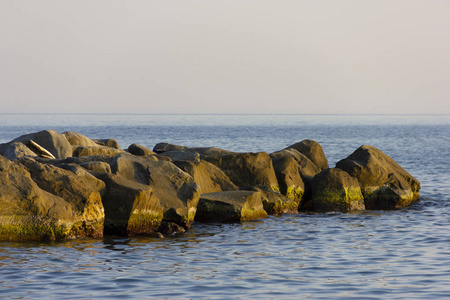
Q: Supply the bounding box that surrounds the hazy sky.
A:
[1,1,449,114]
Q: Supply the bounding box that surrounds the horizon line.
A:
[1,113,449,116]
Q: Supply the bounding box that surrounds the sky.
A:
[1,0,449,114]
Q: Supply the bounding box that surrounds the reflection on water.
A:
[1,199,449,299]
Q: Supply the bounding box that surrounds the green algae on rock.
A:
[310,168,365,212]
[336,145,420,209]
[195,190,268,223]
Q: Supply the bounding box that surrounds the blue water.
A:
[1,114,449,299]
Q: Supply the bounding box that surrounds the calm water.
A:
[0,114,449,299]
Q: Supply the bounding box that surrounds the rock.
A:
[286,140,329,170]
[40,155,116,174]
[159,150,200,162]
[204,152,280,192]
[0,130,72,159]
[0,155,74,241]
[241,187,298,215]
[336,145,420,209]
[78,161,112,174]
[310,168,365,212]
[63,131,99,147]
[96,173,163,236]
[189,147,235,159]
[174,160,237,194]
[17,157,105,238]
[149,154,171,162]
[128,144,155,156]
[53,155,116,165]
[153,142,187,153]
[158,221,185,235]
[109,153,200,227]
[93,138,121,149]
[1,142,37,160]
[271,148,321,183]
[72,146,125,157]
[195,190,268,223]
[270,154,305,204]
[53,163,107,195]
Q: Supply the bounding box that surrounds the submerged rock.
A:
[195,190,268,223]
[310,168,365,212]
[336,145,420,209]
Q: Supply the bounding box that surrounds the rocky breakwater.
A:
[0,130,420,242]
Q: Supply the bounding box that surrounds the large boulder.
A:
[286,140,329,170]
[96,173,163,236]
[72,145,125,157]
[93,138,121,149]
[241,187,298,215]
[159,150,200,162]
[310,168,365,212]
[0,156,74,241]
[270,154,305,204]
[336,145,420,209]
[63,131,99,147]
[109,153,200,227]
[271,148,321,183]
[204,152,280,192]
[128,144,155,156]
[195,190,268,223]
[174,160,237,194]
[17,157,105,238]
[0,130,72,159]
[1,142,37,161]
[153,142,187,153]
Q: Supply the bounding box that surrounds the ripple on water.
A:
[0,199,449,299]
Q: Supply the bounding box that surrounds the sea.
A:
[0,114,449,299]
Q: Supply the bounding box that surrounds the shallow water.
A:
[0,114,449,299]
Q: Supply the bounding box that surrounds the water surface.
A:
[0,114,449,299]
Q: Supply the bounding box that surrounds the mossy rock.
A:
[195,190,268,223]
[96,173,164,236]
[0,156,75,242]
[203,152,280,192]
[336,145,420,209]
[310,168,365,212]
[17,157,106,238]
